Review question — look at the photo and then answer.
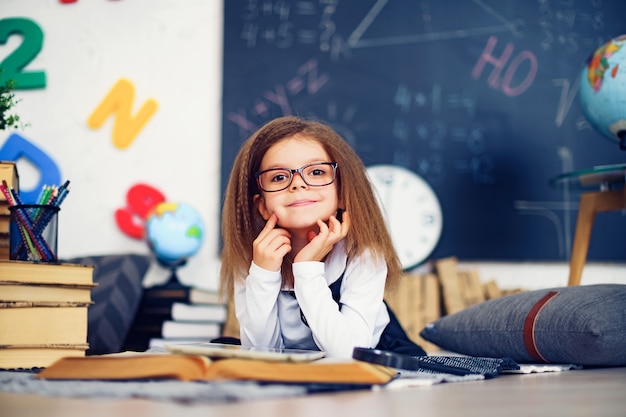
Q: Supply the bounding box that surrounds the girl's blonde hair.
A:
[219,116,402,297]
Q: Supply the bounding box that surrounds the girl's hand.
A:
[294,211,350,263]
[252,213,292,272]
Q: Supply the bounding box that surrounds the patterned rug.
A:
[0,361,579,403]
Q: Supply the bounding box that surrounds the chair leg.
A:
[567,188,625,286]
[568,193,596,286]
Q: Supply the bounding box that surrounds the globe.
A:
[579,34,626,150]
[145,202,205,266]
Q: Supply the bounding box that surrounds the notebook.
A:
[165,342,326,362]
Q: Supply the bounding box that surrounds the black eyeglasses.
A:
[255,162,338,192]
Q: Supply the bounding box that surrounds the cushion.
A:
[64,254,151,355]
[419,284,626,366]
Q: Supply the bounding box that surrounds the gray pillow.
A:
[420,284,626,366]
[64,254,151,355]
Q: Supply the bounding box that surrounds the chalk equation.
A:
[222,0,626,261]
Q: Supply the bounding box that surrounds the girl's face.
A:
[254,136,339,233]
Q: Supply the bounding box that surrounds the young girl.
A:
[220,116,425,358]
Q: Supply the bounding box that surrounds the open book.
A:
[36,353,397,385]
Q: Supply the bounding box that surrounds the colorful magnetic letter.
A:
[115,183,166,239]
[87,78,158,149]
[0,17,47,89]
[0,133,61,203]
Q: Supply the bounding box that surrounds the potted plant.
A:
[0,69,21,131]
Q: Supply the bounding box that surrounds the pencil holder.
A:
[9,204,59,262]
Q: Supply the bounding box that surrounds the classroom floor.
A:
[1,366,625,417]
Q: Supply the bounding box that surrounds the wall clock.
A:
[366,164,443,270]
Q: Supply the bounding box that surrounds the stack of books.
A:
[0,259,95,369]
[0,161,18,260]
[384,272,441,353]
[123,279,227,351]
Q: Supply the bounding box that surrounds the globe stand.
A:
[155,257,188,286]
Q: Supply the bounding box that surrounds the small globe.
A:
[145,202,205,265]
[579,34,626,150]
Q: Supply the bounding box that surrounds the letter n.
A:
[87,78,158,149]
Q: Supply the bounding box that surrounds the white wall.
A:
[455,262,626,290]
[1,1,623,291]
[1,0,224,290]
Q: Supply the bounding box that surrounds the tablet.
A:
[165,342,326,362]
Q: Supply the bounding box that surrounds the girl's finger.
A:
[264,213,278,230]
[328,213,341,233]
[327,213,346,239]
[257,213,278,239]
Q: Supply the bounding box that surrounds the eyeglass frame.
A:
[255,162,339,193]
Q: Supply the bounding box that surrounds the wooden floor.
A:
[1,367,625,417]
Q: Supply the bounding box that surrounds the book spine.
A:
[0,301,92,308]
[124,281,227,352]
[0,343,89,349]
[171,302,227,322]
[160,320,222,339]
[0,306,89,345]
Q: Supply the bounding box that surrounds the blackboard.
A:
[221,0,626,263]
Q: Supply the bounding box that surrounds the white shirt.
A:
[234,240,391,358]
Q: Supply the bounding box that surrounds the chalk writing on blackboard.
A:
[222,0,626,262]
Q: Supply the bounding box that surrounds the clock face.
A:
[366,165,443,270]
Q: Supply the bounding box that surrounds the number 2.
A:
[0,17,47,90]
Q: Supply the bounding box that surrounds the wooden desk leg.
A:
[568,189,626,286]
[568,193,596,286]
